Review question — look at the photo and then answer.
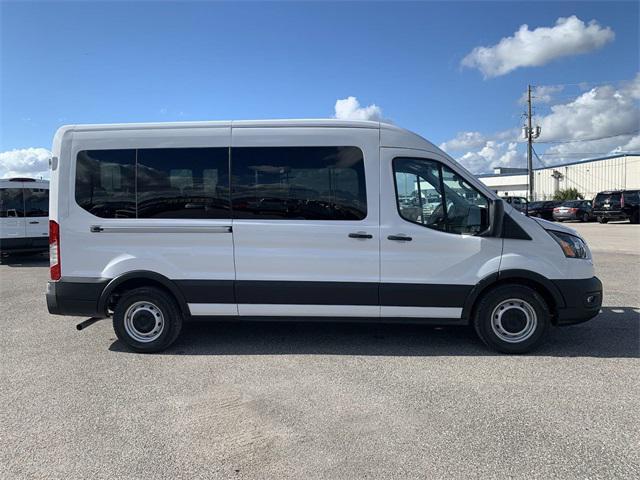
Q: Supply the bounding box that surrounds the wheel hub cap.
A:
[124,301,165,343]
[490,298,538,343]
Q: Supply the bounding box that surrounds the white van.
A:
[46,120,602,353]
[1,178,49,254]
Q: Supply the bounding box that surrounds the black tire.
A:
[113,287,183,353]
[581,212,589,222]
[597,216,608,224]
[631,211,640,224]
[473,284,551,354]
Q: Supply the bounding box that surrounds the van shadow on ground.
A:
[0,253,48,267]
[110,306,639,358]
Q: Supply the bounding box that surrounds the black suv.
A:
[592,190,640,224]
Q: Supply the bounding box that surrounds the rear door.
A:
[230,126,380,317]
[24,187,49,239]
[379,148,502,320]
[0,184,27,244]
[66,127,237,316]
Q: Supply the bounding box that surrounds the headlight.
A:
[547,230,588,259]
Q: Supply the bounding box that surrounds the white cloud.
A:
[439,131,486,152]
[0,148,51,179]
[537,74,640,158]
[462,16,614,78]
[334,96,383,121]
[442,75,639,172]
[456,140,525,173]
[519,85,565,105]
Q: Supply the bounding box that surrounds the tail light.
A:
[553,207,560,212]
[621,193,625,208]
[49,220,61,281]
[569,208,578,213]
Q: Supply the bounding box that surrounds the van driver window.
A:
[393,157,489,235]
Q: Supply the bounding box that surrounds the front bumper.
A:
[46,278,109,317]
[552,276,603,325]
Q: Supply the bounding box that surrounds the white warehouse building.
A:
[477,153,640,200]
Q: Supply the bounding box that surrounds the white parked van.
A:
[1,178,49,254]
[46,120,602,353]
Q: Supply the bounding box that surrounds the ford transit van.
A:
[46,120,602,353]
[1,178,49,255]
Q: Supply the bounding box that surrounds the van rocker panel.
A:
[46,273,602,326]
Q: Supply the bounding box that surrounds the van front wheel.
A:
[473,285,550,354]
[113,287,183,353]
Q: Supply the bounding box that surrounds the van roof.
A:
[54,119,440,151]
[61,118,385,131]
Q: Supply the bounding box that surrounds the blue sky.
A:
[1,1,638,177]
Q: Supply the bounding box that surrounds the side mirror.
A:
[482,199,503,237]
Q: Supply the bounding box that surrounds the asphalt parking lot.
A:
[1,222,639,479]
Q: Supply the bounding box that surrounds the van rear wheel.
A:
[113,287,183,353]
[473,285,550,354]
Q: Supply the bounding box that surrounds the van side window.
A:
[137,148,229,218]
[24,188,49,217]
[76,150,136,218]
[231,146,367,220]
[0,188,24,217]
[393,157,489,235]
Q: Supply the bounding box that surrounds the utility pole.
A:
[527,85,534,201]
[524,85,541,201]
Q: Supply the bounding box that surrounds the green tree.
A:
[553,188,584,201]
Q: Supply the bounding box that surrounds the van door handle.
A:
[29,221,40,224]
[388,235,412,241]
[348,232,373,239]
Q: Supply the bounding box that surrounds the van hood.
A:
[531,216,582,237]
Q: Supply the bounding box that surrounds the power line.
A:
[536,130,639,145]
[539,150,637,157]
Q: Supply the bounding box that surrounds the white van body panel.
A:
[500,205,595,280]
[59,126,235,283]
[379,147,503,319]
[0,180,27,240]
[230,126,381,317]
[0,179,49,250]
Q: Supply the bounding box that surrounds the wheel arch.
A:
[98,271,190,319]
[462,269,565,324]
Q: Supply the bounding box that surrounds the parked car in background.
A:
[527,200,562,220]
[553,200,594,222]
[0,178,49,255]
[502,196,528,213]
[592,189,640,224]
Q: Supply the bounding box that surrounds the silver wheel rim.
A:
[124,301,165,343]
[490,298,537,343]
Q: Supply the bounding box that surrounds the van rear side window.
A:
[75,148,230,219]
[24,188,49,217]
[0,188,24,217]
[231,146,367,220]
[76,150,136,218]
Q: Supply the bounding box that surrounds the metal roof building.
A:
[477,153,640,200]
